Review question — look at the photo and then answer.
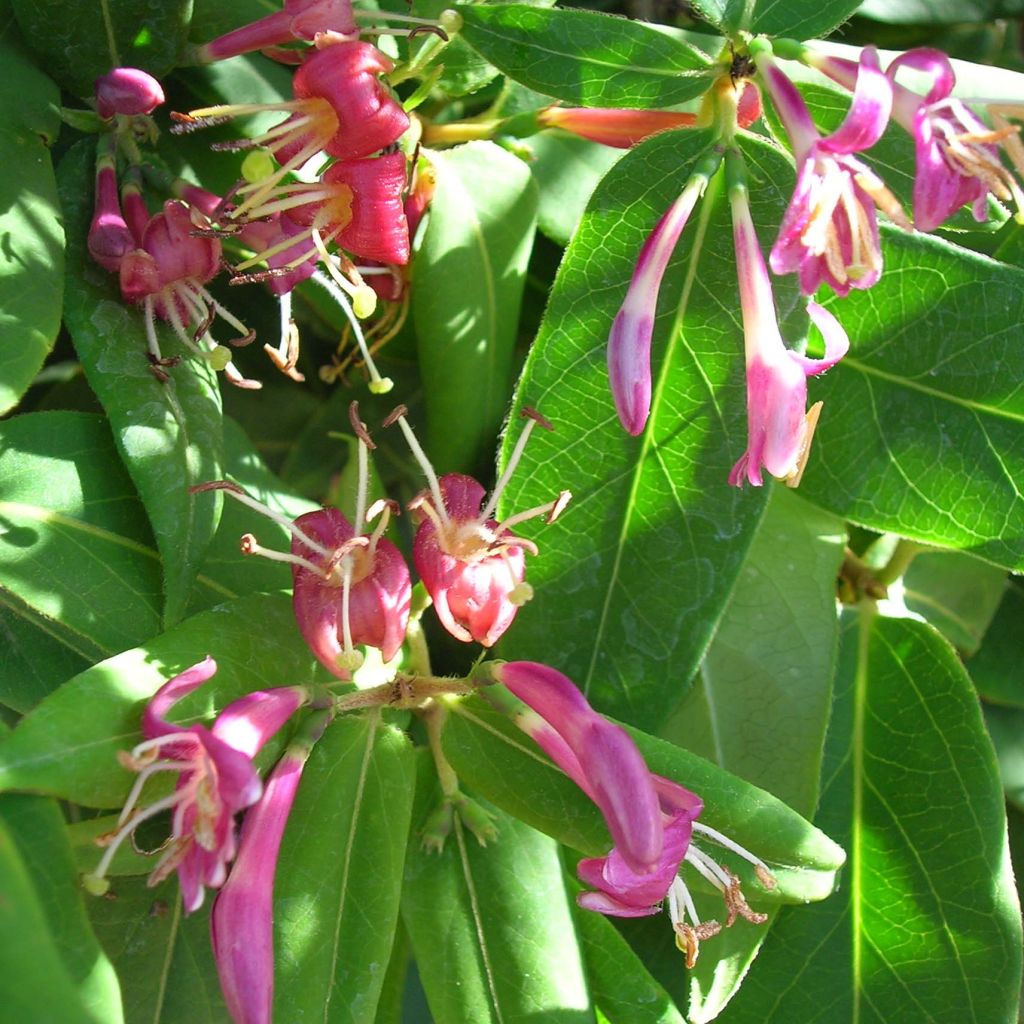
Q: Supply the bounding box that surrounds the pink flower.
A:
[489,660,775,967]
[756,46,908,296]
[87,145,134,273]
[728,170,849,487]
[84,659,306,913]
[607,152,721,434]
[289,506,411,677]
[94,67,164,119]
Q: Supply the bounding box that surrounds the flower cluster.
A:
[604,37,1024,487]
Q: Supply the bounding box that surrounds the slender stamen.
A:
[351,403,371,534]
[195,285,252,338]
[684,845,731,892]
[691,821,775,879]
[668,875,701,927]
[240,533,332,579]
[494,494,571,536]
[116,760,190,828]
[143,297,163,361]
[90,790,185,882]
[365,499,395,557]
[480,417,538,521]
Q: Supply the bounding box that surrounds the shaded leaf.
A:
[402,750,593,1024]
[59,139,224,627]
[273,711,416,1024]
[413,141,538,474]
[690,0,862,42]
[966,580,1024,709]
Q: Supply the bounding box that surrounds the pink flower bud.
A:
[94,67,165,119]
[88,158,134,273]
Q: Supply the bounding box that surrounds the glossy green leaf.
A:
[901,550,1007,656]
[369,922,411,1024]
[662,488,844,1022]
[273,711,415,1023]
[573,903,685,1024]
[723,611,1023,1024]
[413,141,538,474]
[10,0,191,96]
[800,230,1024,571]
[690,0,862,42]
[88,877,228,1024]
[59,140,225,627]
[496,131,803,729]
[457,5,712,108]
[0,412,163,712]
[0,18,64,416]
[0,808,95,1024]
[0,794,123,1023]
[966,580,1024,709]
[0,592,323,807]
[402,751,593,1024]
[443,695,845,905]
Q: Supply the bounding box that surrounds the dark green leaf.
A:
[59,140,225,626]
[0,18,64,416]
[273,711,416,1024]
[0,592,324,807]
[413,141,538,474]
[901,550,1007,656]
[496,131,803,728]
[444,695,845,905]
[0,412,163,712]
[402,751,593,1024]
[857,0,1023,23]
[801,230,1024,571]
[966,580,1024,708]
[723,612,1023,1024]
[985,702,1024,812]
[89,877,227,1024]
[457,5,712,108]
[690,0,862,42]
[10,0,191,97]
[0,794,123,1022]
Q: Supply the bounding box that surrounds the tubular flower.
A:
[212,711,329,1024]
[608,151,721,435]
[810,47,1024,230]
[88,143,134,273]
[755,44,908,296]
[117,192,260,387]
[94,67,165,119]
[409,409,571,647]
[83,658,306,913]
[489,661,776,968]
[728,162,849,488]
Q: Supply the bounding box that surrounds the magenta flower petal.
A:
[608,184,702,435]
[819,47,891,156]
[94,67,165,119]
[143,656,218,737]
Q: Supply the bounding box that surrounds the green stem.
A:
[874,538,923,588]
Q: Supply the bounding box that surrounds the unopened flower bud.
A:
[95,67,165,119]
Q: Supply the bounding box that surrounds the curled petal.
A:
[796,302,850,375]
[820,46,892,155]
[143,657,218,739]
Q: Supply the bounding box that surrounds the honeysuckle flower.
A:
[808,47,1024,230]
[754,43,909,296]
[83,658,307,912]
[409,409,571,647]
[727,157,849,487]
[117,190,260,387]
[488,660,776,967]
[88,142,134,273]
[608,151,721,434]
[94,67,165,119]
[212,710,330,1024]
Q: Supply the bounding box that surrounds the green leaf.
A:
[984,702,1024,812]
[0,794,123,1023]
[496,131,802,729]
[0,412,163,712]
[457,5,712,108]
[0,808,95,1024]
[690,0,862,42]
[901,550,1007,656]
[856,0,1022,23]
[800,230,1024,571]
[573,904,685,1024]
[661,488,844,1022]
[59,139,225,626]
[520,131,623,247]
[0,18,64,416]
[402,751,593,1024]
[0,592,323,807]
[273,711,415,1024]
[413,141,538,474]
[10,0,191,97]
[966,580,1024,709]
[443,695,845,906]
[723,611,1023,1024]
[88,877,228,1024]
